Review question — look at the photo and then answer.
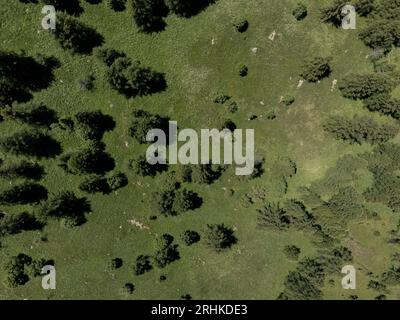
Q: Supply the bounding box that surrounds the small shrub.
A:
[134,255,152,275]
[213,94,230,104]
[234,18,249,32]
[122,283,135,294]
[129,154,167,177]
[293,3,308,20]
[107,172,128,191]
[94,48,126,66]
[109,258,123,270]
[79,175,109,194]
[300,57,331,82]
[205,223,237,251]
[77,75,95,91]
[239,65,248,77]
[227,101,239,113]
[283,245,301,260]
[172,189,202,214]
[154,244,180,268]
[282,95,295,106]
[181,230,200,246]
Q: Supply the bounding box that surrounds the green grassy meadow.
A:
[1,0,400,299]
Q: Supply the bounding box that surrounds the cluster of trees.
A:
[375,0,400,20]
[256,192,356,249]
[307,187,371,241]
[300,143,400,242]
[359,20,400,52]
[279,247,352,299]
[339,73,393,100]
[300,57,331,82]
[321,0,400,52]
[44,106,127,199]
[54,108,125,195]
[4,253,51,287]
[323,115,398,145]
[355,0,375,16]
[358,0,400,51]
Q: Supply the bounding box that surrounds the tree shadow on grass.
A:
[0,130,62,159]
[54,14,104,54]
[0,211,44,237]
[176,0,218,18]
[0,52,60,105]
[49,0,84,16]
